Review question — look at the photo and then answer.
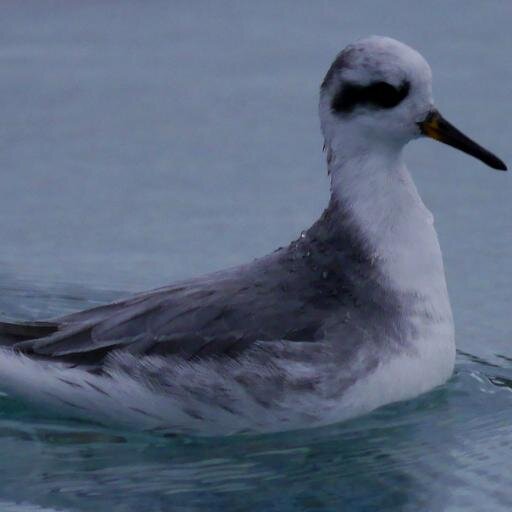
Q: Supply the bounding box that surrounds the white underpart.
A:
[324,152,455,422]
[0,349,347,435]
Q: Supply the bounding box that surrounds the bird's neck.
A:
[326,144,450,313]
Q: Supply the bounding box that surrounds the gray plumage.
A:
[0,197,413,371]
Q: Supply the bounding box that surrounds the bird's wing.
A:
[0,253,329,364]
[0,201,385,366]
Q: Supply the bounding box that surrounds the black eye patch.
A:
[331,80,410,114]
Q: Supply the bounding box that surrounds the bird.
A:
[0,36,506,436]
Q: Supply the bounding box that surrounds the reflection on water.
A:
[0,282,511,512]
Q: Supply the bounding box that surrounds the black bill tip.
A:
[418,109,507,171]
[489,156,507,171]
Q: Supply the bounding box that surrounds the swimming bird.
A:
[0,36,506,436]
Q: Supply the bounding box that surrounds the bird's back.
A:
[0,199,399,369]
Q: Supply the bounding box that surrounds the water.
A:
[0,1,511,510]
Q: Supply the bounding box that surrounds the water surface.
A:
[0,1,511,510]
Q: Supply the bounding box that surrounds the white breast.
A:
[325,150,455,421]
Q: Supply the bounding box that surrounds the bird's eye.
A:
[331,80,410,114]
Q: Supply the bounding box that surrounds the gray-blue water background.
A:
[0,1,511,511]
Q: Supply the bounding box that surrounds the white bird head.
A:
[320,36,506,170]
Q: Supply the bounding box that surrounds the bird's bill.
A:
[417,109,507,171]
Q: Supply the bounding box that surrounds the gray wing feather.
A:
[5,254,323,362]
[1,199,395,366]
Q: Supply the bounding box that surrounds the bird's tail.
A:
[0,320,58,347]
